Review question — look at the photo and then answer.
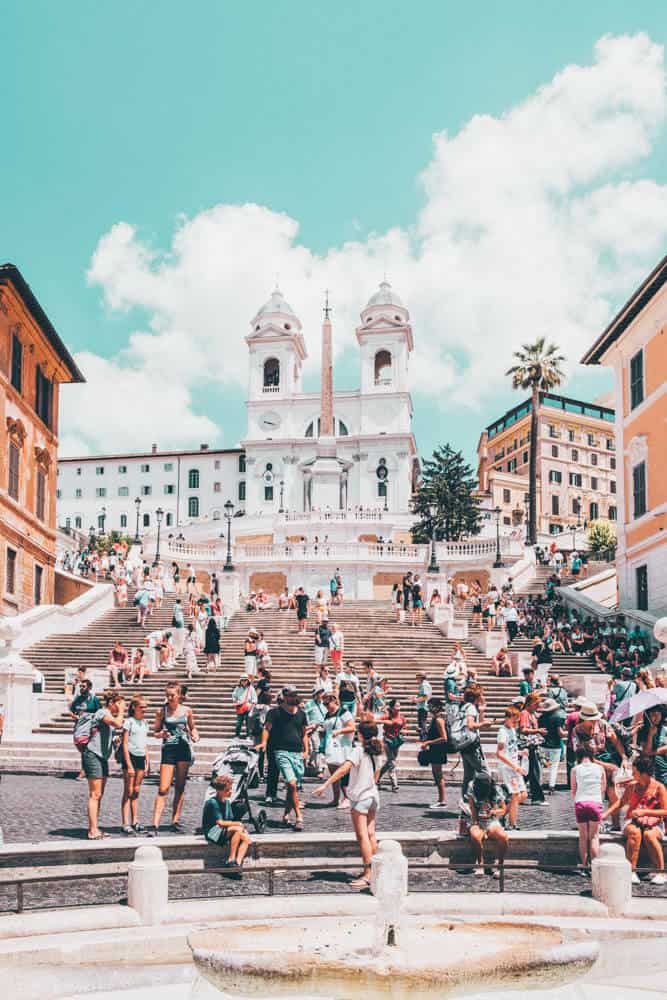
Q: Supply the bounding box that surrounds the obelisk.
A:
[309,291,342,509]
[320,291,334,439]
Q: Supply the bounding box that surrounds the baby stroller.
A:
[207,741,267,833]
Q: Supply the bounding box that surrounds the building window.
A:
[75,516,82,529]
[610,480,616,494]
[522,451,528,464]
[503,488,511,504]
[569,472,582,488]
[96,466,104,475]
[164,484,175,495]
[589,501,599,520]
[8,442,20,501]
[239,454,246,473]
[166,513,173,527]
[141,485,152,496]
[551,495,559,516]
[606,438,614,451]
[587,433,595,446]
[120,514,128,528]
[610,457,616,470]
[118,486,129,497]
[164,463,173,472]
[10,333,22,393]
[75,488,82,498]
[572,498,580,515]
[76,467,82,475]
[214,459,221,470]
[636,564,648,611]
[571,449,579,462]
[96,487,106,498]
[263,485,273,502]
[551,445,559,458]
[143,513,150,527]
[591,453,598,466]
[36,469,46,521]
[374,349,393,385]
[609,505,617,521]
[548,470,562,484]
[239,480,246,501]
[188,496,199,518]
[56,488,61,499]
[507,458,517,472]
[35,366,53,428]
[213,482,221,493]
[97,514,105,531]
[548,424,557,438]
[141,464,150,473]
[263,357,280,388]
[630,349,644,410]
[34,565,43,606]
[188,469,200,489]
[118,465,127,474]
[503,516,511,525]
[568,429,575,442]
[6,547,17,594]
[591,476,599,491]
[632,461,647,518]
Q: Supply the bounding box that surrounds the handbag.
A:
[417,748,431,767]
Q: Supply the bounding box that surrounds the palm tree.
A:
[506,338,565,546]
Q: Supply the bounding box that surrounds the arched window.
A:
[338,419,349,436]
[65,517,71,530]
[188,468,199,489]
[305,417,349,438]
[263,357,280,388]
[589,501,599,521]
[212,509,221,520]
[188,496,199,518]
[374,349,392,385]
[143,513,150,527]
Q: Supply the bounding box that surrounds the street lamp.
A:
[571,496,582,551]
[223,499,235,572]
[279,479,285,514]
[493,505,505,568]
[99,506,107,536]
[134,496,142,544]
[88,525,96,549]
[383,478,389,512]
[155,507,164,563]
[427,503,440,574]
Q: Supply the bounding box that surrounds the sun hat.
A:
[538,698,560,713]
[511,696,525,707]
[282,684,298,695]
[578,702,601,721]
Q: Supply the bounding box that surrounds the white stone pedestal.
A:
[429,605,454,630]
[0,618,37,739]
[591,843,632,916]
[127,845,169,925]
[445,620,468,640]
[219,571,241,615]
[471,632,506,658]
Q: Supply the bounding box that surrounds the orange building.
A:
[0,264,84,615]
[477,392,616,537]
[582,256,667,617]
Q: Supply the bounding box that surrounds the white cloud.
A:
[75,32,667,450]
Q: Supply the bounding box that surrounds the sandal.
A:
[87,832,109,840]
[349,876,370,889]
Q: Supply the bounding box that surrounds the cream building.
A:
[477,392,617,538]
[582,255,667,617]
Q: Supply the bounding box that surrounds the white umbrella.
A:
[610,687,667,723]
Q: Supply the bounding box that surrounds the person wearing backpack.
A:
[321,694,355,808]
[81,693,125,839]
[452,685,493,791]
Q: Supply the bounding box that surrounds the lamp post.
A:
[134,497,142,544]
[493,505,504,568]
[223,499,235,572]
[99,506,107,536]
[155,507,164,563]
[571,496,582,551]
[279,479,285,514]
[427,503,440,573]
[383,479,389,513]
[88,525,96,550]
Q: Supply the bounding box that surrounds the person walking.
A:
[171,598,186,659]
[411,574,424,627]
[538,697,567,795]
[413,672,432,740]
[232,676,257,737]
[321,693,355,808]
[257,686,309,830]
[148,683,199,835]
[329,622,344,670]
[82,693,125,839]
[313,721,383,889]
[295,587,310,634]
[314,619,331,668]
[244,629,258,677]
[120,696,150,835]
[570,745,606,873]
[204,616,221,673]
[420,697,448,809]
[182,624,200,680]
[519,692,546,804]
[377,698,406,792]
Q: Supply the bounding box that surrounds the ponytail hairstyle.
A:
[358,721,383,757]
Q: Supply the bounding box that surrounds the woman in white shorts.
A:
[314,720,383,889]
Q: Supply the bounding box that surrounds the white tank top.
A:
[574,761,603,803]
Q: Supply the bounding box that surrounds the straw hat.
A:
[578,702,601,721]
[538,698,560,713]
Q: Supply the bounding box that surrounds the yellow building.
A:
[582,255,667,617]
[477,393,616,538]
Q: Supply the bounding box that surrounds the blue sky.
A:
[3,2,667,466]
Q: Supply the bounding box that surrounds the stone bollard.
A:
[591,842,632,916]
[370,840,408,949]
[127,845,169,925]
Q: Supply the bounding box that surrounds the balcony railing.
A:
[262,385,280,393]
[281,510,386,523]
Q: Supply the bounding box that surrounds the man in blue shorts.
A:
[257,685,309,830]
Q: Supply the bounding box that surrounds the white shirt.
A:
[346,744,379,802]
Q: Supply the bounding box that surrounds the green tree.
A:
[412,445,482,542]
[506,338,565,546]
[587,519,616,557]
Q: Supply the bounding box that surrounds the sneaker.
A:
[121,825,133,836]
[533,800,549,806]
[264,797,275,805]
[631,872,640,885]
[133,823,143,834]
[650,873,667,886]
[429,802,447,810]
[473,866,485,877]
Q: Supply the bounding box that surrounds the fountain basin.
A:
[189,915,599,999]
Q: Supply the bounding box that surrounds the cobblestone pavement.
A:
[0,773,664,908]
